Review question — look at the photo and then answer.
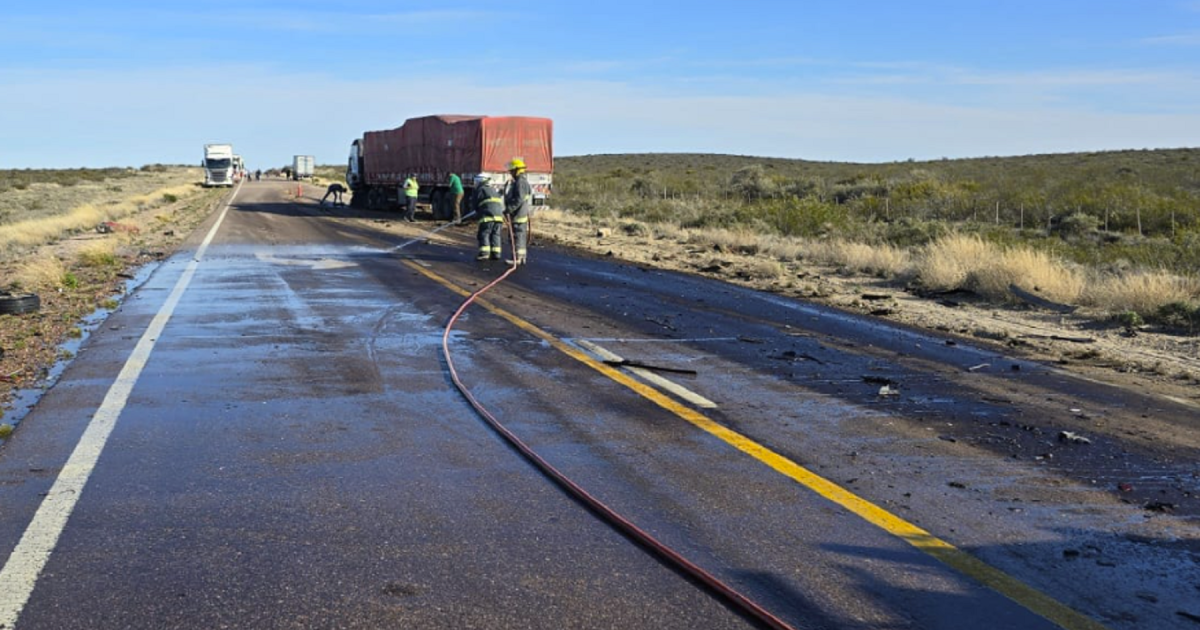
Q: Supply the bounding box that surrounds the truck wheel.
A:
[0,292,41,315]
[367,188,384,210]
[430,189,447,220]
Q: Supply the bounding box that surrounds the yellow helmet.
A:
[507,158,526,171]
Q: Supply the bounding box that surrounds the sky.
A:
[2,0,1199,169]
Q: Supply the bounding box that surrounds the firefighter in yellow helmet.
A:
[503,158,532,265]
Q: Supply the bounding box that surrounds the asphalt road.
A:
[0,180,1196,629]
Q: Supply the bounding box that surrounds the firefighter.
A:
[473,175,505,260]
[503,158,533,265]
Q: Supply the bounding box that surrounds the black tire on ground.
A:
[0,293,41,315]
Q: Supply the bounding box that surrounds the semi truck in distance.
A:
[292,155,314,180]
[202,144,235,187]
[346,115,553,217]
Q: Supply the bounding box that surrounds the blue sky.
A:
[2,1,1199,169]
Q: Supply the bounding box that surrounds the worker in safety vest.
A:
[402,174,419,222]
[503,158,533,265]
[473,175,505,260]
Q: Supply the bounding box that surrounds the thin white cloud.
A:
[1139,31,1200,46]
[3,67,1199,168]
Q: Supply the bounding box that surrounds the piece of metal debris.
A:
[1058,431,1092,445]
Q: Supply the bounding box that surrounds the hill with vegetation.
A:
[550,149,1200,330]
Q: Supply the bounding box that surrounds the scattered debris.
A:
[95,221,140,234]
[1144,501,1177,514]
[1135,591,1159,604]
[1058,431,1092,445]
[1021,333,1096,344]
[644,315,677,331]
[771,350,824,365]
[967,363,991,372]
[937,435,957,443]
[1008,283,1078,314]
[602,359,697,376]
[878,385,900,397]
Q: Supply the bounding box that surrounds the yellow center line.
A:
[406,260,1110,630]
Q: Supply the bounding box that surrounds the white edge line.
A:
[0,183,240,628]
[573,339,718,409]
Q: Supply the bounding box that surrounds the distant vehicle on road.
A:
[292,155,315,181]
[346,115,553,217]
[202,144,235,187]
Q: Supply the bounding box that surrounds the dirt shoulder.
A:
[0,183,225,424]
[529,209,1200,410]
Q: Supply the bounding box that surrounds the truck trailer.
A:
[202,144,235,187]
[346,115,553,217]
[292,155,314,180]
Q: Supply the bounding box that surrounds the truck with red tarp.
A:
[346,115,553,217]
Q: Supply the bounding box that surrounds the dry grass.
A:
[689,228,764,255]
[13,253,68,291]
[76,240,120,268]
[915,234,994,291]
[806,239,912,278]
[969,247,1086,303]
[0,169,202,262]
[914,234,1085,303]
[742,259,784,281]
[0,203,108,252]
[1083,270,1200,314]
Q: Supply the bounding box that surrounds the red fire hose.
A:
[437,223,797,630]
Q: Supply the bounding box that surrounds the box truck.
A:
[346,115,552,217]
[292,155,314,180]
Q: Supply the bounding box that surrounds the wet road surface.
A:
[0,181,1197,629]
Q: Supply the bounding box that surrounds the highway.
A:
[0,180,1196,629]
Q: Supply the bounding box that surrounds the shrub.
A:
[1055,211,1100,240]
[77,241,119,267]
[1151,301,1200,332]
[915,234,993,291]
[1083,269,1200,314]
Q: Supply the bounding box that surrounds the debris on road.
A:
[1008,283,1078,314]
[602,359,698,376]
[771,350,824,365]
[1058,431,1092,445]
[95,221,140,234]
[878,384,900,397]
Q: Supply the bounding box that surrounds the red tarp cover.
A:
[363,115,553,183]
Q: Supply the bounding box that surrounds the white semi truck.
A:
[203,144,235,187]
